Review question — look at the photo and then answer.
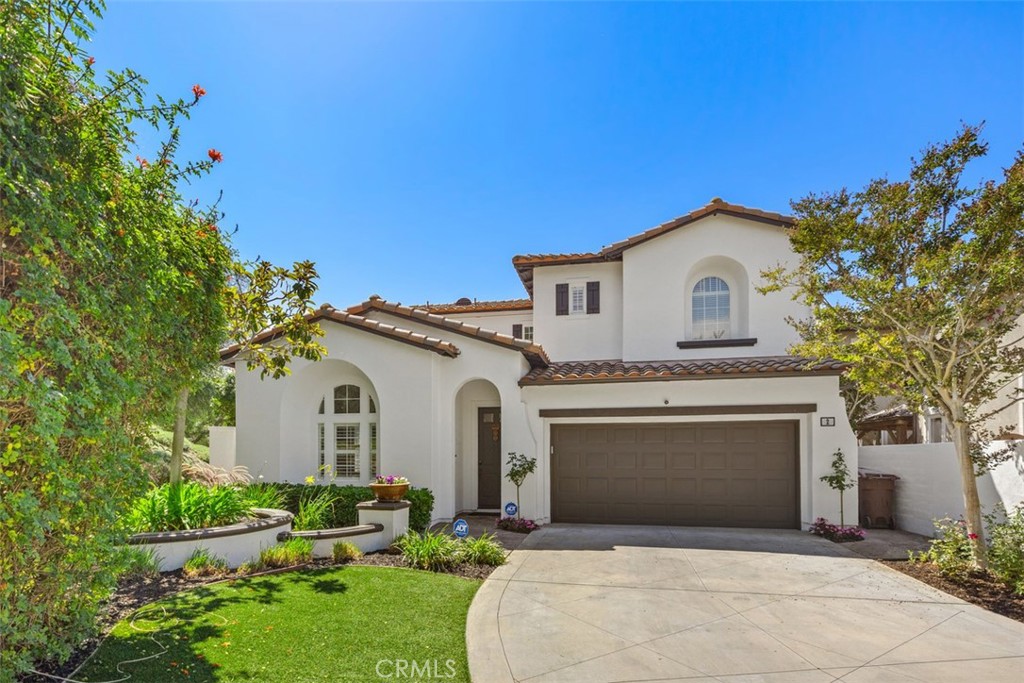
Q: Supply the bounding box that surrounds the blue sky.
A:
[91,1,1023,306]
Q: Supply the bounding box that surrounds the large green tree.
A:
[0,1,323,677]
[762,125,1024,569]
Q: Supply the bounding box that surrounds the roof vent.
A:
[455,297,472,305]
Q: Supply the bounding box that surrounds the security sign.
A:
[453,518,469,538]
[504,502,518,517]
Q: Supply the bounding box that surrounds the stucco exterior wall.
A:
[233,319,534,525]
[520,374,857,528]
[531,261,624,361]
[859,442,1024,536]
[621,214,806,361]
[438,310,533,338]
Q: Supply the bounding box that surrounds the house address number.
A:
[820,417,836,427]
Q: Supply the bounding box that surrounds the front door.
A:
[477,407,501,509]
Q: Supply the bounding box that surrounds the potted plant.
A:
[370,475,410,502]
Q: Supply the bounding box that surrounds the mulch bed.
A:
[882,559,1024,624]
[21,552,497,682]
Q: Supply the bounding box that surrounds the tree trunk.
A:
[170,386,189,485]
[951,417,988,570]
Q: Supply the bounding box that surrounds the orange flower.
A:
[207,149,223,163]
[192,84,206,99]
[87,56,95,66]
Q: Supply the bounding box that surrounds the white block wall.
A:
[859,441,1024,536]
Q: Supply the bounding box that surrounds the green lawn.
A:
[77,566,481,683]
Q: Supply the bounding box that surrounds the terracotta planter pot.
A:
[369,483,409,502]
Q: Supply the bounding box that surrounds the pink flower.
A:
[968,533,978,540]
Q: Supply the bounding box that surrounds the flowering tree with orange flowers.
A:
[0,2,323,678]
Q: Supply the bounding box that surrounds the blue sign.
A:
[504,502,518,517]
[453,518,469,538]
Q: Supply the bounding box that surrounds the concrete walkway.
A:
[467,525,1024,682]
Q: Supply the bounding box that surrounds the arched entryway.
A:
[454,379,501,512]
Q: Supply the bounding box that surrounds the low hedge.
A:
[256,483,434,532]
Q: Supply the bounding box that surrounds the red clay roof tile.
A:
[518,356,846,386]
[346,297,550,368]
[219,305,460,363]
[511,199,794,295]
[416,298,533,314]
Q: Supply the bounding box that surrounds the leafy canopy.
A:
[762,124,1024,437]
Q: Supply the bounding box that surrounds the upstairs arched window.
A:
[315,383,378,480]
[692,276,731,339]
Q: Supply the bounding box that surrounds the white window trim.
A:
[569,283,586,316]
[522,325,534,341]
[687,274,736,341]
[315,384,379,483]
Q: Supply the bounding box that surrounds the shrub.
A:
[292,487,338,531]
[114,547,161,580]
[458,533,506,566]
[258,538,314,569]
[182,548,229,578]
[497,517,539,533]
[912,517,976,580]
[396,531,461,571]
[264,483,434,531]
[985,505,1024,595]
[333,541,363,562]
[240,482,286,510]
[809,517,865,543]
[126,482,251,533]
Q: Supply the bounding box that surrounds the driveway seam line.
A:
[832,609,964,681]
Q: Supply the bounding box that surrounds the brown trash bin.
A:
[859,473,900,529]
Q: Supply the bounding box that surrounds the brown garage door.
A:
[551,421,799,528]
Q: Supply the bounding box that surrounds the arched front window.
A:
[692,276,730,339]
[315,384,378,480]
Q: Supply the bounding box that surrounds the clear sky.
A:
[89,1,1023,307]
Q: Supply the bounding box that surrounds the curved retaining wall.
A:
[280,523,388,557]
[127,508,293,571]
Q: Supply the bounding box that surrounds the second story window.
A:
[692,276,730,339]
[512,324,534,340]
[570,284,586,314]
[556,281,600,316]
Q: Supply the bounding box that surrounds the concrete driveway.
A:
[467,525,1024,682]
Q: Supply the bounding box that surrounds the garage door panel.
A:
[642,452,666,469]
[669,452,697,469]
[668,426,698,443]
[639,477,667,497]
[552,421,798,528]
[702,453,727,470]
[613,452,638,469]
[667,477,697,497]
[730,452,758,470]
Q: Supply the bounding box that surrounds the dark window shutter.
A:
[512,324,523,338]
[586,281,600,314]
[555,283,569,316]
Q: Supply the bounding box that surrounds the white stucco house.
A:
[221,198,858,529]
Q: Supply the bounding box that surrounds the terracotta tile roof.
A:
[346,296,550,368]
[219,305,460,363]
[415,298,533,314]
[512,198,794,294]
[518,356,846,386]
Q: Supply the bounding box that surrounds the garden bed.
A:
[22,552,497,682]
[882,559,1024,624]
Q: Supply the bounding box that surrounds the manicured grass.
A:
[77,566,481,682]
